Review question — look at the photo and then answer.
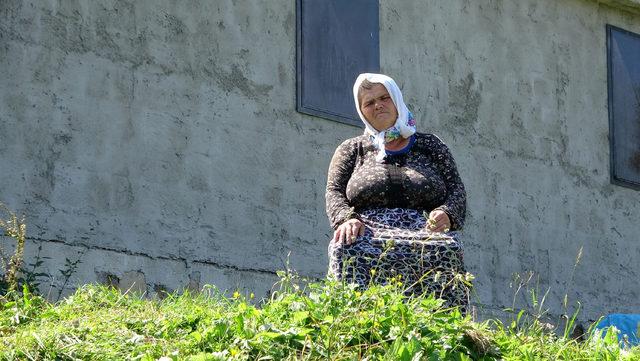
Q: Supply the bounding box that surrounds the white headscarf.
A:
[353,73,416,162]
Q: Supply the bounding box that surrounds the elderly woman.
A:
[326,73,469,308]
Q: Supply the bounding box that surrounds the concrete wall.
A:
[1,0,639,324]
[0,0,344,297]
[379,0,640,322]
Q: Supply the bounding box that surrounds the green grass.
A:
[0,271,638,360]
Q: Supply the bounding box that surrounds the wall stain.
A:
[114,173,135,209]
[187,174,210,193]
[35,132,72,192]
[159,12,188,42]
[283,11,294,37]
[208,62,273,99]
[278,63,286,86]
[96,19,123,59]
[448,73,481,127]
[510,101,526,136]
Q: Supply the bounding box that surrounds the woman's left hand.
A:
[427,210,451,232]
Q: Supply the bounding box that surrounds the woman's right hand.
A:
[332,218,365,245]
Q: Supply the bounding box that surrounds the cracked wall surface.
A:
[1,0,640,322]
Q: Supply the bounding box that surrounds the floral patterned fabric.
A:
[328,208,469,309]
[325,132,469,308]
[325,132,466,230]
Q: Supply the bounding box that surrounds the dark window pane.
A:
[608,25,640,189]
[297,0,380,126]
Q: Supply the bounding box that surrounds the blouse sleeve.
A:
[426,135,467,230]
[325,139,359,229]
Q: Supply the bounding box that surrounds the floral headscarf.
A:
[353,73,416,162]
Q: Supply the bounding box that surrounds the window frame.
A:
[607,24,640,190]
[295,0,380,127]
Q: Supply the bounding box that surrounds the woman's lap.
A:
[328,208,469,309]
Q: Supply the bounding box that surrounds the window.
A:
[607,24,640,189]
[296,0,380,126]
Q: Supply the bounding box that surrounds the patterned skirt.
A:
[328,208,470,310]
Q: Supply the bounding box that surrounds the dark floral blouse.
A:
[325,132,466,230]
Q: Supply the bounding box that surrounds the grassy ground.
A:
[0,270,638,360]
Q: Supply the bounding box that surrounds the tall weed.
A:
[0,203,27,293]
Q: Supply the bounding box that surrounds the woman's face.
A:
[359,84,398,131]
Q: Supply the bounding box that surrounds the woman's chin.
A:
[372,119,395,130]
